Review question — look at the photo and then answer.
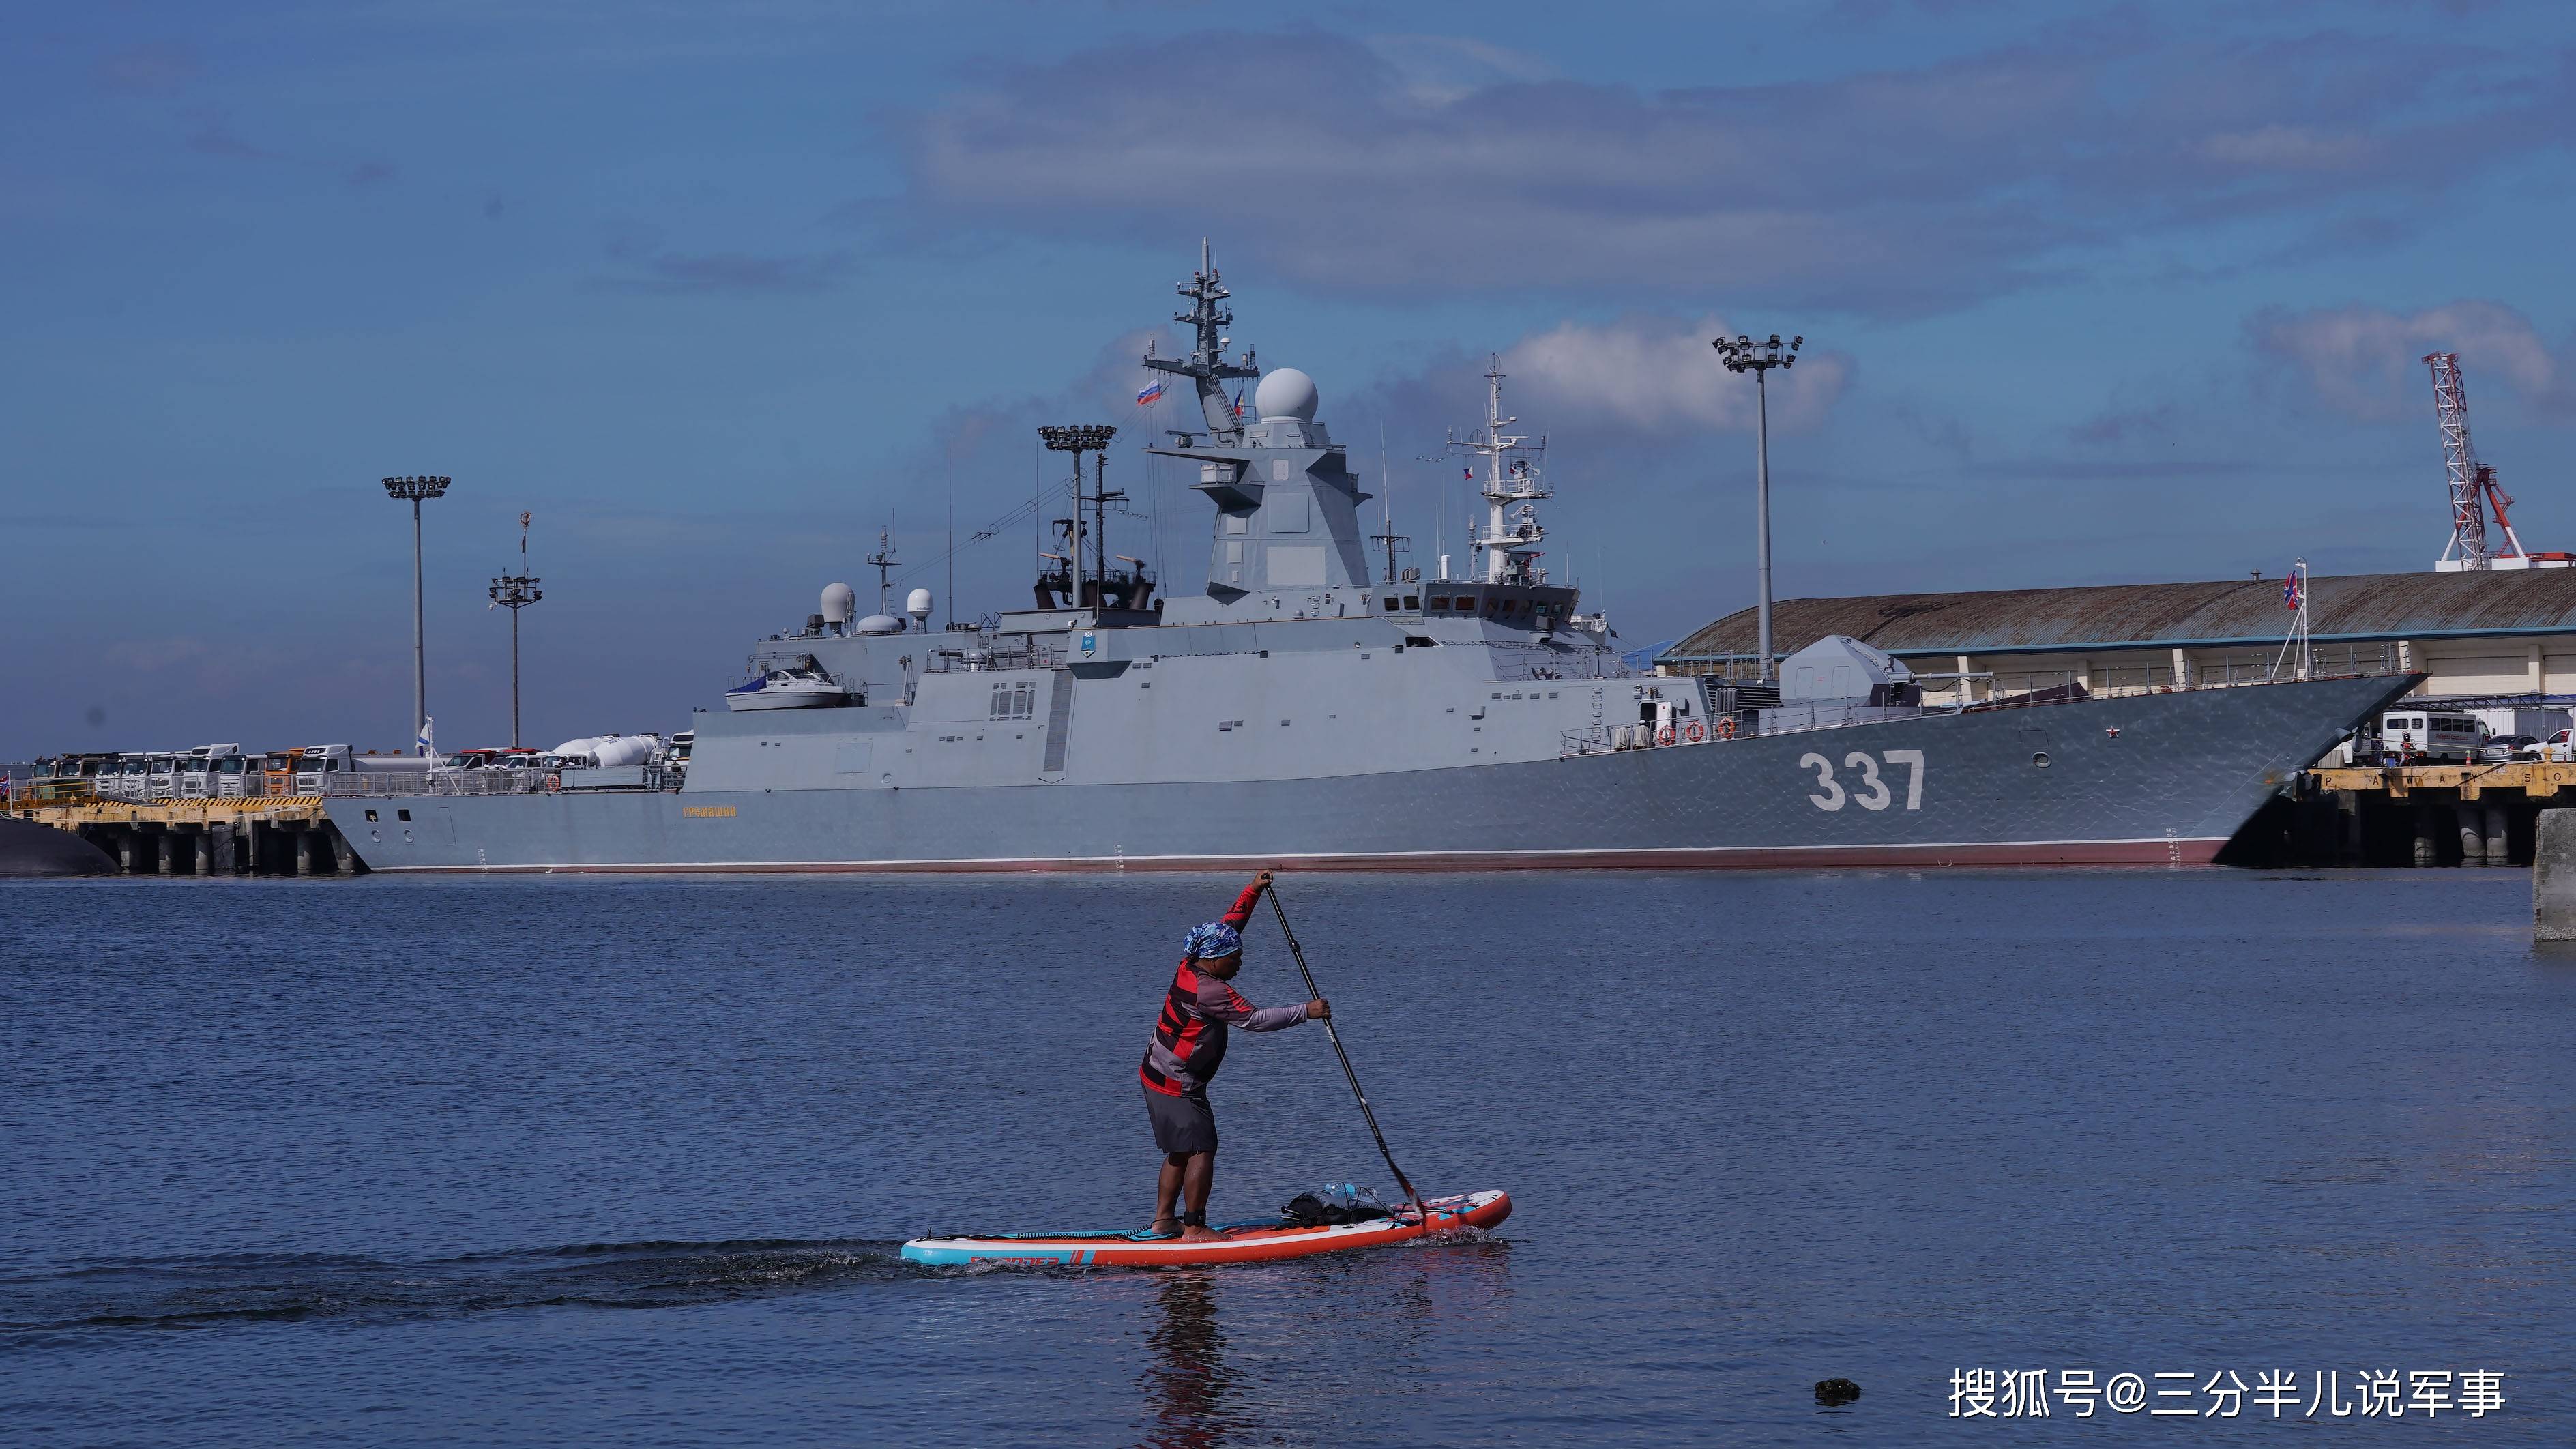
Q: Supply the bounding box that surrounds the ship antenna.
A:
[1445,354,1548,587]
[868,519,901,617]
[1373,413,1410,585]
[1142,239,1259,445]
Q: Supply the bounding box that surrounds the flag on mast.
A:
[1135,379,1165,406]
[418,716,437,757]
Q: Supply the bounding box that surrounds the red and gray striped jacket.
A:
[1139,879,1309,1096]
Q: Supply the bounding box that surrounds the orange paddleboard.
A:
[901,1189,1510,1268]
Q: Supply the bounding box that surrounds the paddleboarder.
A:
[1141,870,1329,1242]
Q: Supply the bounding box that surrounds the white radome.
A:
[1254,368,1319,422]
[907,587,934,620]
[820,582,856,626]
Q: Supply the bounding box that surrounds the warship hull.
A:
[326,673,2405,873]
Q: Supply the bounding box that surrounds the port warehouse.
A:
[1658,567,2576,866]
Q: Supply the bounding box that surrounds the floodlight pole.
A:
[1712,334,1803,681]
[1038,424,1118,611]
[382,475,452,748]
[488,512,543,748]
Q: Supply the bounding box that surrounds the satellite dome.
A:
[820,582,856,626]
[1254,368,1319,422]
[906,587,934,621]
[854,613,905,635]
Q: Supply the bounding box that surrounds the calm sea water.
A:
[3,870,2570,1446]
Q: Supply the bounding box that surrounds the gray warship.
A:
[323,250,2410,873]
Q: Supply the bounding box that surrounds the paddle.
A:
[1265,881,1425,1217]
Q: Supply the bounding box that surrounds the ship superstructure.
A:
[316,250,2411,873]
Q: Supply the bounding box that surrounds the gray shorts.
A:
[1144,1085,1218,1155]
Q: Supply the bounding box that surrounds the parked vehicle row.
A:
[2330,709,2576,766]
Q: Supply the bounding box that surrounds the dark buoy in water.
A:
[1815,1378,1861,1406]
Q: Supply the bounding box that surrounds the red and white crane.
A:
[2428,351,2563,571]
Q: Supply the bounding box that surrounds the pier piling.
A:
[2536,810,2576,939]
[2412,804,2441,868]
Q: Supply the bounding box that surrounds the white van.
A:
[2376,710,2484,764]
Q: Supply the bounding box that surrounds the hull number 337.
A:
[1800,750,1926,812]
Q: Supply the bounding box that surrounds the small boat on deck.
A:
[724,666,847,711]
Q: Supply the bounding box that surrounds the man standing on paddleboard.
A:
[1141,870,1330,1242]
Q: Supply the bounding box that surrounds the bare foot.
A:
[1140,1216,1179,1238]
[1181,1224,1224,1243]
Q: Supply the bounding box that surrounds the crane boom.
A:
[2425,351,2492,570]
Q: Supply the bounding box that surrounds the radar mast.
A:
[1142,239,1261,444]
[1448,357,1550,586]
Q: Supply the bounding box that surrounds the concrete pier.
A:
[2536,810,2576,939]
[2259,761,2576,869]
[0,797,355,877]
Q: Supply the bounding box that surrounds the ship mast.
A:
[866,523,900,616]
[1449,357,1549,585]
[1142,239,1260,444]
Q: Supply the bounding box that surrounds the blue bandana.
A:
[1183,922,1242,961]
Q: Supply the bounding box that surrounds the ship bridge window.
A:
[1403,596,1419,610]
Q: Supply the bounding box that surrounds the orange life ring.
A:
[1684,720,1707,743]
[545,774,561,794]
[1713,717,1738,740]
[1656,725,1675,747]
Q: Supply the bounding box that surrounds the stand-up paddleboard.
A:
[901,1189,1510,1268]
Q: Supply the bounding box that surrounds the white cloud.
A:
[1501,315,1849,433]
[891,28,2574,312]
[2253,301,2566,419]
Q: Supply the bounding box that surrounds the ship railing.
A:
[1484,638,1637,682]
[315,770,547,798]
[923,644,1064,674]
[1562,656,2408,756]
[310,767,686,797]
[1671,644,2407,700]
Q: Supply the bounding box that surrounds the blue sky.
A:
[5,0,2573,758]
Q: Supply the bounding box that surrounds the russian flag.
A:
[1136,379,1165,406]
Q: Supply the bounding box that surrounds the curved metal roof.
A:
[1663,569,2576,662]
